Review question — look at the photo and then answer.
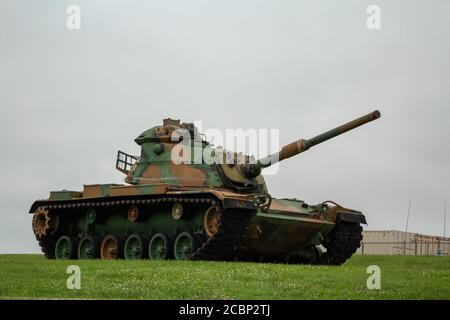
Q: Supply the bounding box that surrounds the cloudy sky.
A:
[1,1,449,253]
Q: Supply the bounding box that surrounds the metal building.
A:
[356,230,450,256]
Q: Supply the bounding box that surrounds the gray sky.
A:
[1,1,449,253]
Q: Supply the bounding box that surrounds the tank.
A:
[30,110,380,265]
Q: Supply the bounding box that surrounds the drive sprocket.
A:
[32,207,59,238]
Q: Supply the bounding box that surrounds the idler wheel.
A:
[174,232,199,260]
[203,205,221,238]
[32,207,59,238]
[124,234,149,260]
[100,234,124,260]
[148,233,173,260]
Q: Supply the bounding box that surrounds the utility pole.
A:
[404,198,412,255]
[405,198,411,233]
[444,200,447,255]
[444,200,447,239]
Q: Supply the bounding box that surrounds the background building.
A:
[357,230,450,256]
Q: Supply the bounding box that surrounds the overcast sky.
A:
[1,1,449,253]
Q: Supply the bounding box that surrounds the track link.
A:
[192,207,252,261]
[36,235,55,259]
[317,221,363,265]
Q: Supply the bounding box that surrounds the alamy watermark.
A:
[66,5,81,30]
[367,5,381,30]
[65,5,380,32]
[66,265,81,290]
[170,121,281,175]
[366,265,381,289]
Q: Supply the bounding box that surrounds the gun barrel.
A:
[257,110,380,168]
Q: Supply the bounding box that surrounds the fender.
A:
[336,211,367,225]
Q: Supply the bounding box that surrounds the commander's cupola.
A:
[135,118,204,145]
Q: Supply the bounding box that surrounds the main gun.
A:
[240,110,381,178]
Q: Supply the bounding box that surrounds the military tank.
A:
[30,110,380,265]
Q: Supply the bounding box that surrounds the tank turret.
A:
[118,111,380,191]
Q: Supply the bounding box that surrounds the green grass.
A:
[0,254,449,299]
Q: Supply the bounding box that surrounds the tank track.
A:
[317,221,363,265]
[36,236,56,259]
[33,195,253,261]
[192,207,252,261]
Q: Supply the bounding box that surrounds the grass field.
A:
[0,254,449,299]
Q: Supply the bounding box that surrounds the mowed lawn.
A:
[0,254,449,299]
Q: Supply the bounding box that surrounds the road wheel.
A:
[124,234,149,260]
[100,234,124,260]
[55,235,78,260]
[78,235,101,259]
[203,205,221,237]
[148,233,173,260]
[174,232,199,260]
